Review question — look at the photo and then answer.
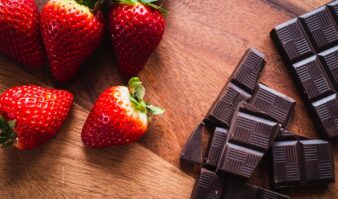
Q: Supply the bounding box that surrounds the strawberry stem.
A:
[0,116,16,148]
[128,77,165,115]
[76,0,105,11]
[115,0,168,15]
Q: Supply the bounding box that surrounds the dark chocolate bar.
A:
[204,48,265,128]
[180,123,205,164]
[204,127,228,170]
[217,102,280,178]
[270,2,338,138]
[191,169,289,199]
[250,83,296,127]
[272,137,335,188]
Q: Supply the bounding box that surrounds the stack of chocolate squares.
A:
[180,48,335,199]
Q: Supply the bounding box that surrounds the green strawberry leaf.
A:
[146,104,165,115]
[128,77,164,116]
[128,77,145,100]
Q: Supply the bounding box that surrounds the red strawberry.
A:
[0,0,46,68]
[81,77,164,148]
[40,0,105,82]
[108,0,167,78]
[0,85,73,150]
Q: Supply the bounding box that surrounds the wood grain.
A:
[0,0,338,198]
[0,61,194,198]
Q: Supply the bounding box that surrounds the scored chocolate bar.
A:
[204,48,265,128]
[270,1,338,138]
[191,169,289,199]
[217,102,280,179]
[271,134,335,189]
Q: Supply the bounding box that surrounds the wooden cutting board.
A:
[0,0,337,198]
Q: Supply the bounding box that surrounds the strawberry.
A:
[0,0,46,68]
[108,0,167,78]
[0,85,73,150]
[81,77,164,148]
[40,0,105,82]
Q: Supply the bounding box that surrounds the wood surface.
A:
[0,0,337,198]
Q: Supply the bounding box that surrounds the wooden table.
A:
[0,0,337,198]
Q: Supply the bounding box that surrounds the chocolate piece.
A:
[292,56,335,101]
[318,46,338,89]
[270,2,338,138]
[250,83,296,127]
[191,169,289,199]
[190,169,223,199]
[180,123,205,164]
[311,94,338,138]
[204,49,265,128]
[271,18,315,64]
[205,83,251,128]
[217,143,264,178]
[205,127,228,170]
[299,6,338,51]
[231,48,265,93]
[217,102,280,178]
[272,137,335,188]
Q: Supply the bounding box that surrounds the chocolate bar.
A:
[204,127,228,170]
[270,2,338,138]
[250,83,296,127]
[191,169,289,199]
[272,136,335,188]
[204,48,265,128]
[217,102,280,178]
[180,123,205,164]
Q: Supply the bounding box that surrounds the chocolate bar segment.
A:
[205,127,228,170]
[231,48,265,93]
[227,111,280,151]
[191,169,289,199]
[292,56,335,101]
[180,123,205,164]
[204,49,265,128]
[311,94,338,138]
[217,102,280,178]
[318,46,338,89]
[217,143,264,178]
[272,140,303,188]
[299,6,338,51]
[191,169,223,199]
[205,83,251,127]
[250,83,296,127]
[301,140,335,185]
[270,2,338,138]
[270,18,315,63]
[271,137,335,188]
